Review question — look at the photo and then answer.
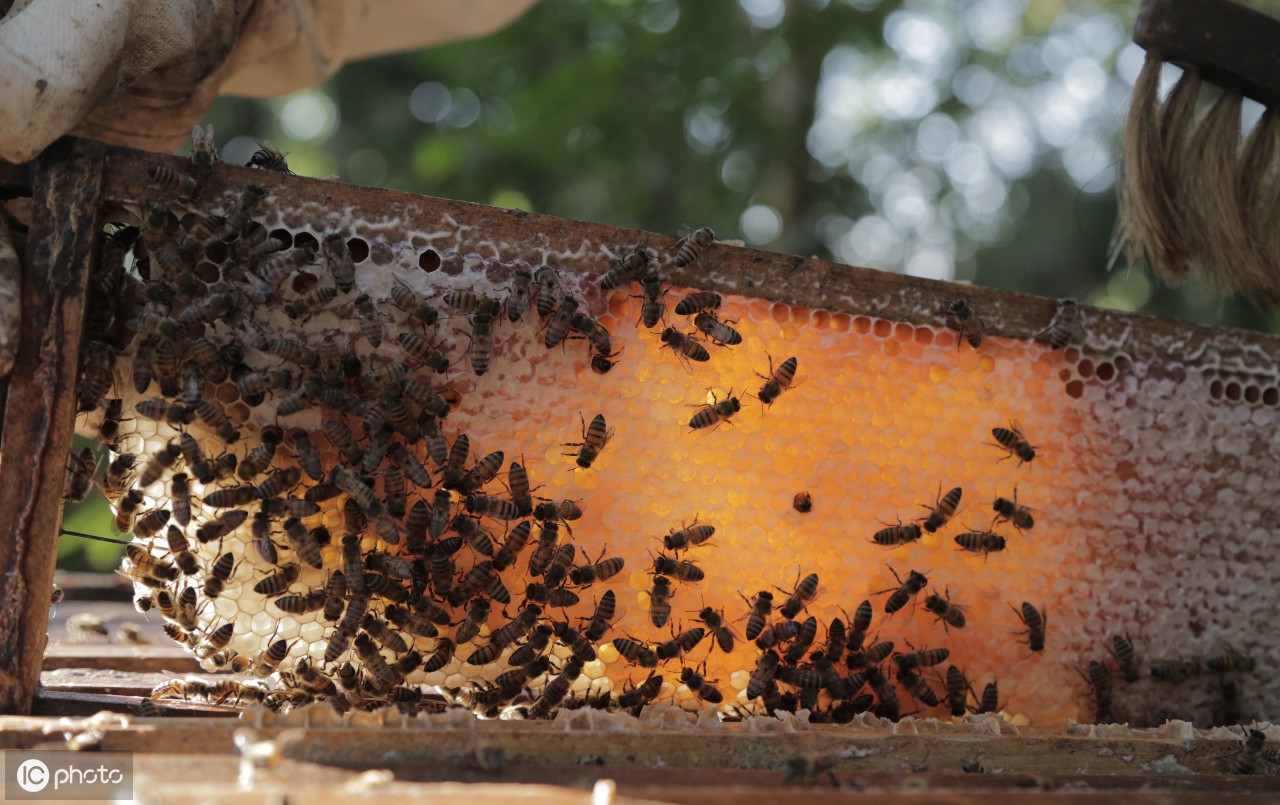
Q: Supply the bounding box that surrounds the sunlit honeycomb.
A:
[73,146,1280,727]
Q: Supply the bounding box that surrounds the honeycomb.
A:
[72,140,1280,727]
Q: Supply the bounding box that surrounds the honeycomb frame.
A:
[5,137,1278,727]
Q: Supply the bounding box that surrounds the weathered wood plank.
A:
[0,137,105,714]
[32,689,239,717]
[42,644,202,673]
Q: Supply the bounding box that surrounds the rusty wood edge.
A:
[0,137,106,714]
[82,137,1280,374]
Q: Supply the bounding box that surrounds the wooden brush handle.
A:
[1135,0,1280,107]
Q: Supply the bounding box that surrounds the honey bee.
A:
[991,421,1036,465]
[659,327,710,363]
[285,516,324,569]
[273,587,327,614]
[253,564,300,597]
[945,665,970,718]
[991,487,1035,531]
[688,392,740,430]
[871,521,922,547]
[882,568,927,615]
[397,332,450,373]
[953,530,1006,557]
[894,646,951,672]
[845,599,873,653]
[570,310,618,360]
[947,299,984,349]
[741,590,773,641]
[782,616,819,665]
[1228,728,1274,775]
[63,447,96,504]
[924,588,967,631]
[651,553,704,583]
[441,289,500,317]
[972,679,1000,714]
[1206,646,1256,674]
[496,268,534,323]
[256,466,301,500]
[242,139,292,173]
[1078,659,1114,723]
[1107,634,1141,683]
[896,667,940,707]
[111,489,145,533]
[490,520,533,573]
[451,514,495,557]
[64,612,108,644]
[1033,297,1080,350]
[866,667,900,720]
[559,412,612,471]
[692,311,742,346]
[581,589,618,642]
[202,552,235,598]
[648,575,673,627]
[148,162,200,196]
[746,650,780,700]
[544,296,579,349]
[134,398,194,427]
[341,535,366,594]
[466,605,541,665]
[460,311,494,376]
[457,449,505,495]
[77,340,117,413]
[679,665,724,704]
[1012,602,1046,652]
[780,572,819,619]
[636,275,667,328]
[599,246,649,290]
[534,265,562,318]
[133,508,172,540]
[844,639,896,670]
[193,399,240,444]
[590,354,616,374]
[656,626,706,662]
[528,657,584,719]
[754,619,800,651]
[569,555,625,586]
[920,486,962,533]
[333,466,381,513]
[612,636,659,668]
[346,293,384,346]
[190,124,217,178]
[615,672,663,712]
[386,280,436,327]
[138,442,182,489]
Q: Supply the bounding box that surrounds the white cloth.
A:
[0,0,537,162]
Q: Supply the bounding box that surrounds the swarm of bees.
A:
[63,130,1256,729]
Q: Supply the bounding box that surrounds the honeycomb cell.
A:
[1077,359,1095,379]
[770,303,790,324]
[928,365,948,385]
[293,231,320,252]
[1210,379,1224,400]
[1226,382,1242,402]
[348,237,370,263]
[1095,361,1115,382]
[872,319,892,338]
[269,228,294,247]
[1065,380,1084,399]
[852,316,872,335]
[1265,387,1279,406]
[883,340,901,357]
[914,326,934,346]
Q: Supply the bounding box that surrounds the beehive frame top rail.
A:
[89,138,1279,372]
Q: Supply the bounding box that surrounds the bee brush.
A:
[1112,0,1280,303]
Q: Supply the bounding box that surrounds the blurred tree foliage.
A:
[58,0,1280,570]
